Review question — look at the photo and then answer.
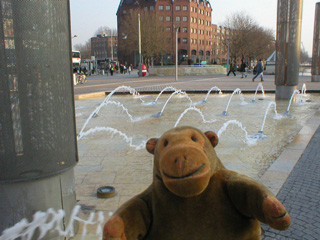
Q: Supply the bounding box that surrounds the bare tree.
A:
[222,12,275,63]
[120,9,168,66]
[73,39,91,59]
[94,26,118,37]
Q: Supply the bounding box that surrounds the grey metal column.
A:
[312,2,320,82]
[275,0,303,99]
[0,0,78,238]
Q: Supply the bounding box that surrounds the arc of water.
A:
[77,126,147,150]
[0,206,105,240]
[153,86,179,104]
[259,102,282,134]
[217,120,257,146]
[104,100,135,121]
[174,106,217,128]
[222,88,245,116]
[155,90,193,117]
[78,86,144,138]
[285,90,301,115]
[202,86,223,103]
[252,83,265,102]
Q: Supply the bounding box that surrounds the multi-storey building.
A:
[117,0,214,66]
[91,35,118,62]
[211,24,229,65]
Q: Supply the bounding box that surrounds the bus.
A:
[72,50,81,69]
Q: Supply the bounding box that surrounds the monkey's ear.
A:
[205,131,219,148]
[146,138,158,154]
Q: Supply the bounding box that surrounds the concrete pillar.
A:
[275,0,303,99]
[0,0,78,238]
[312,2,320,82]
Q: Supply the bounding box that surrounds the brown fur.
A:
[103,126,290,240]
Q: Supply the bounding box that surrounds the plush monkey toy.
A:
[103,126,290,240]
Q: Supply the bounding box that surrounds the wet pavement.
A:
[73,72,320,240]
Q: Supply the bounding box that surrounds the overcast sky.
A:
[70,0,319,56]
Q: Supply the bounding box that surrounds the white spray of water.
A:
[217,120,257,146]
[252,83,265,102]
[153,86,179,104]
[78,86,144,139]
[0,205,105,240]
[157,90,193,117]
[174,106,217,127]
[286,90,302,114]
[222,88,246,115]
[260,102,283,133]
[203,86,223,102]
[79,126,147,150]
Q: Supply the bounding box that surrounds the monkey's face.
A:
[146,127,219,198]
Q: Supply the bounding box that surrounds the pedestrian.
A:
[227,61,236,76]
[110,65,114,76]
[128,65,132,75]
[240,61,247,78]
[252,59,264,82]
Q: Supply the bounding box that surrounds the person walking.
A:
[128,65,132,75]
[110,65,114,76]
[227,61,236,76]
[252,59,264,82]
[240,61,247,78]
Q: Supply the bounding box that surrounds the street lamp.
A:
[226,38,230,72]
[173,23,180,81]
[138,13,142,77]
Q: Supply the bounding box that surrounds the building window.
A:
[123,10,127,15]
[183,38,188,43]
[166,16,171,21]
[159,5,163,10]
[182,27,188,33]
[166,5,171,10]
[178,38,181,43]
[167,38,171,43]
[144,7,148,11]
[166,27,171,32]
[176,16,180,22]
[182,6,187,11]
[159,16,163,21]
[183,17,187,22]
[176,5,181,11]
[150,6,154,10]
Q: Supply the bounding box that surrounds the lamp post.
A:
[138,13,142,77]
[175,27,179,81]
[174,23,180,81]
[227,38,230,72]
[110,30,114,61]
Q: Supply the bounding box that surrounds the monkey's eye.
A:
[164,140,168,147]
[191,136,197,142]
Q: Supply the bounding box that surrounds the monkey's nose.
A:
[174,156,186,170]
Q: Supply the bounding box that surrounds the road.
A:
[74,70,319,97]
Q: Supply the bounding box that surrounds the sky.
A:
[70,0,319,56]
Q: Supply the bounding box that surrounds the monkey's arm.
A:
[221,170,290,231]
[103,189,152,240]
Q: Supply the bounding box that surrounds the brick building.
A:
[117,0,217,66]
[91,34,118,62]
[211,24,230,65]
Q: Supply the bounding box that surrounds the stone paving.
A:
[262,125,320,240]
[72,74,320,239]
